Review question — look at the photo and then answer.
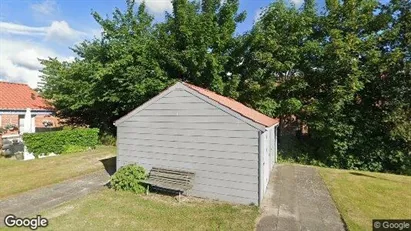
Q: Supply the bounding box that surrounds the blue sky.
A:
[0,0,328,87]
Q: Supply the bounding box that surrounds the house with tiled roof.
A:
[0,81,60,136]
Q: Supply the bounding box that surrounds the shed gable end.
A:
[116,87,260,204]
[125,87,260,131]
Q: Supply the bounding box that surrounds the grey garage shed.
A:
[114,82,279,205]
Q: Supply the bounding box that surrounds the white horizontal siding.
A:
[135,109,235,117]
[117,159,258,203]
[117,133,256,146]
[120,121,253,131]
[119,154,256,176]
[161,90,195,97]
[118,143,257,161]
[118,152,256,170]
[117,88,259,204]
[119,127,257,138]
[125,115,244,123]
[144,102,216,110]
[118,139,257,154]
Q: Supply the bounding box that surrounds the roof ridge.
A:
[183,82,239,102]
[183,82,256,111]
[0,81,30,86]
[182,82,279,127]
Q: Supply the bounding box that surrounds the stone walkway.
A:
[0,170,110,226]
[257,164,346,231]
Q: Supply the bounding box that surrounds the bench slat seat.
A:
[141,167,195,193]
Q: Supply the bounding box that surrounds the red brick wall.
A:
[0,114,19,135]
[35,115,60,127]
[1,114,60,135]
[1,114,19,127]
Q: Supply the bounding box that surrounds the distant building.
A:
[0,81,60,136]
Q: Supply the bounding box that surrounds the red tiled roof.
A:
[0,81,53,110]
[183,82,279,127]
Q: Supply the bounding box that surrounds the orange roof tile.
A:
[183,82,279,127]
[0,81,53,111]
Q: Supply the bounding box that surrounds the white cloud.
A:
[0,22,46,36]
[290,0,304,7]
[136,0,172,13]
[0,38,71,88]
[46,21,85,42]
[91,28,103,39]
[0,21,85,42]
[31,0,57,15]
[254,9,263,22]
[10,49,45,70]
[62,56,75,62]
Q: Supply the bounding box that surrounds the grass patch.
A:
[319,167,411,231]
[39,189,259,231]
[0,146,115,199]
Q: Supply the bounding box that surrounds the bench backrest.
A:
[148,167,195,190]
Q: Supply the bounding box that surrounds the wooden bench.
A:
[141,167,195,200]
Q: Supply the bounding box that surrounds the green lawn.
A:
[319,167,411,231]
[0,146,116,199]
[39,189,259,231]
[3,146,409,231]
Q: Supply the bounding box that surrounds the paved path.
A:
[0,170,110,226]
[257,164,346,231]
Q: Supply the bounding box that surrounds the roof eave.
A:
[182,84,267,131]
[114,81,279,132]
[0,108,54,111]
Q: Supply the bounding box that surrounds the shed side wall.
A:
[117,88,259,205]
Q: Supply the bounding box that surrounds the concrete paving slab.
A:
[257,164,346,231]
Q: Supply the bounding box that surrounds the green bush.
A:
[99,132,116,146]
[110,164,147,194]
[23,128,99,157]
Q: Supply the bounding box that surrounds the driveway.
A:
[257,164,346,231]
[0,170,110,227]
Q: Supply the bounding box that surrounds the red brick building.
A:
[0,81,60,136]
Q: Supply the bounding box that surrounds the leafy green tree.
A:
[157,0,246,94]
[40,0,246,134]
[41,1,171,134]
[304,0,382,167]
[240,0,410,174]
[39,0,410,174]
[236,0,316,117]
[349,0,411,173]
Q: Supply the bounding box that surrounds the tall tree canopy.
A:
[40,0,245,133]
[40,0,410,174]
[41,1,170,134]
[157,0,246,94]
[237,0,410,173]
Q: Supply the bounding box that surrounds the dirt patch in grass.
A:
[45,205,76,220]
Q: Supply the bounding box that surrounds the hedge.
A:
[23,128,99,157]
